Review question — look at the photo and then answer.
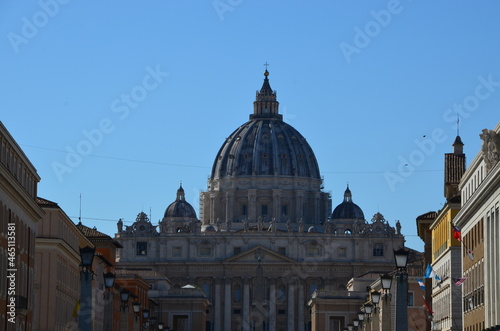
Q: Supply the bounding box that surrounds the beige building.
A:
[0,122,44,330]
[115,72,408,331]
[454,122,500,331]
[33,197,93,331]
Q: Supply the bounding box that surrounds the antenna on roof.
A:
[457,114,460,136]
[150,207,152,220]
[79,193,82,225]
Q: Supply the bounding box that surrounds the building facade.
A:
[454,122,500,331]
[115,72,409,331]
[428,136,466,331]
[33,197,93,331]
[0,122,44,331]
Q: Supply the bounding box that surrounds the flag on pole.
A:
[416,279,425,290]
[454,277,467,286]
[452,225,461,241]
[424,264,441,281]
[423,296,434,315]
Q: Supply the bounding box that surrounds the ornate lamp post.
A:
[133,301,141,320]
[79,246,95,331]
[394,248,409,331]
[120,289,130,312]
[380,274,393,331]
[370,290,381,331]
[103,271,115,299]
[158,322,164,330]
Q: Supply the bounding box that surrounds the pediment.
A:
[224,245,296,264]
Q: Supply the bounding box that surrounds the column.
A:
[287,283,295,331]
[272,189,281,220]
[269,280,276,331]
[243,280,250,331]
[210,193,216,225]
[224,280,232,331]
[298,282,304,331]
[248,189,257,222]
[215,280,222,331]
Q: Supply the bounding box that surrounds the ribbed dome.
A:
[211,120,320,179]
[211,71,320,180]
[164,185,197,219]
[331,186,365,220]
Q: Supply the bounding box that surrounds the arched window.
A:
[233,284,242,303]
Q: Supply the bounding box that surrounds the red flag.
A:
[452,225,461,241]
[423,296,433,315]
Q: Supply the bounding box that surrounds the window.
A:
[337,247,346,257]
[281,205,287,216]
[242,205,248,216]
[373,243,384,257]
[407,291,414,306]
[201,283,211,298]
[261,205,268,216]
[172,246,182,257]
[278,247,286,256]
[306,246,321,257]
[234,247,241,255]
[199,247,212,256]
[233,284,242,303]
[277,286,287,303]
[136,242,147,255]
[309,283,319,295]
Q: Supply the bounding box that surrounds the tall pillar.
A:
[79,270,93,331]
[395,273,408,331]
[210,193,216,225]
[243,280,250,331]
[287,283,295,331]
[215,280,222,331]
[298,282,304,331]
[224,280,232,331]
[381,293,392,331]
[269,280,276,331]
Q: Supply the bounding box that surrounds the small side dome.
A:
[164,184,197,219]
[204,225,216,232]
[331,185,365,220]
[308,225,322,233]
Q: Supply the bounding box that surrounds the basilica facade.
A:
[115,71,406,331]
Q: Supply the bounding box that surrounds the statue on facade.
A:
[243,218,249,232]
[286,219,292,232]
[117,218,123,233]
[257,217,263,232]
[216,218,222,232]
[396,220,402,235]
[268,218,276,232]
[480,129,500,171]
[226,219,232,232]
[298,218,304,233]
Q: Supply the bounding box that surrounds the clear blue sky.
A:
[2,1,499,251]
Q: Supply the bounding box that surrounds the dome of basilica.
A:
[211,70,320,180]
[164,184,197,220]
[331,185,365,220]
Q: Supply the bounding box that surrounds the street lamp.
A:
[347,324,354,331]
[158,322,164,330]
[143,309,150,320]
[103,271,116,299]
[381,274,393,293]
[357,311,365,322]
[120,289,130,312]
[364,303,373,315]
[353,319,360,327]
[150,316,157,329]
[371,290,381,305]
[394,248,409,331]
[79,246,95,331]
[133,301,141,320]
